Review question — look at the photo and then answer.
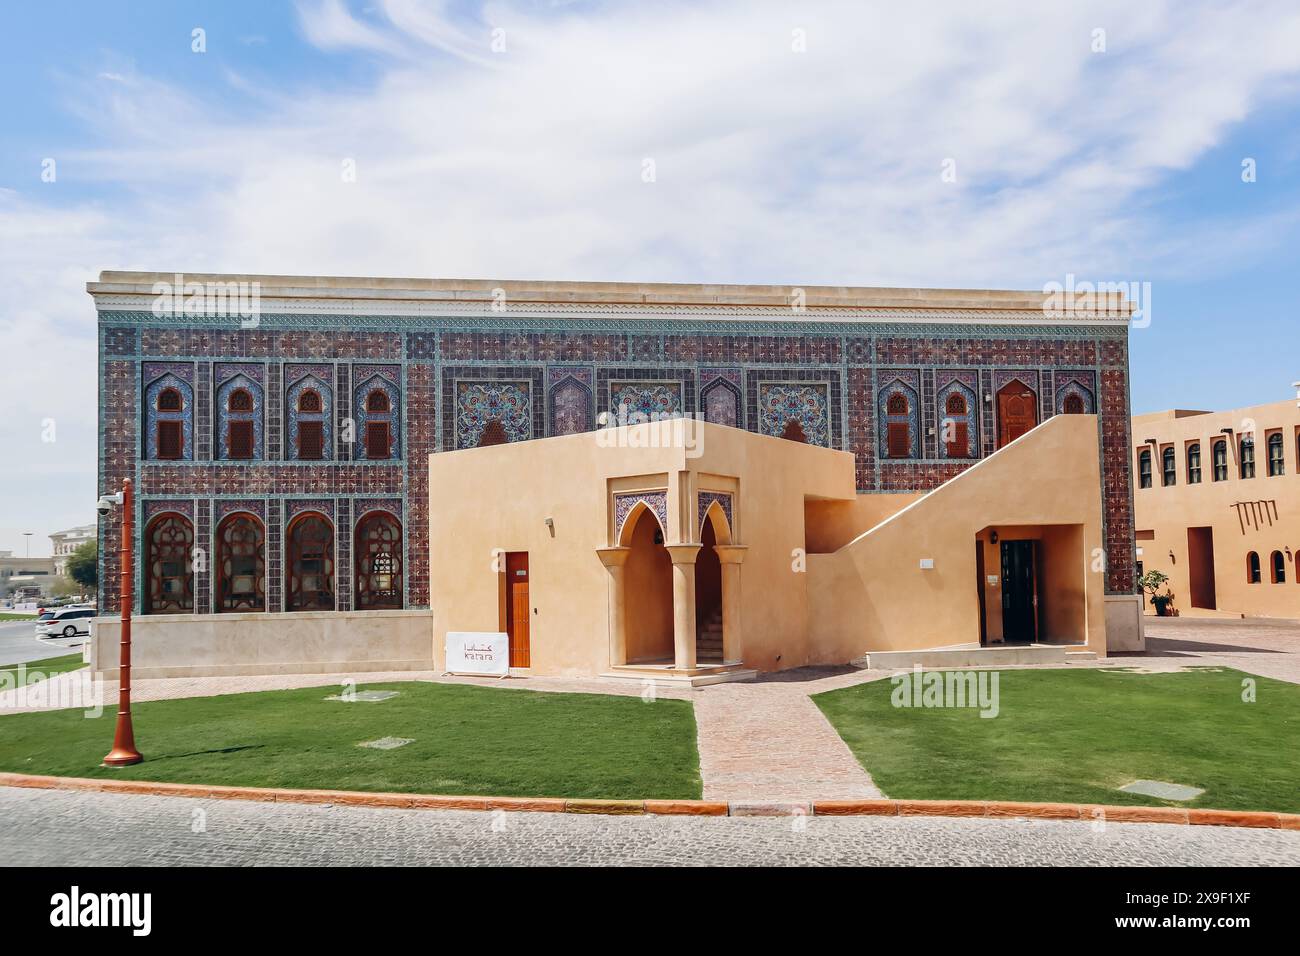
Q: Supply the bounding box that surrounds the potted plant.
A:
[1138,569,1173,616]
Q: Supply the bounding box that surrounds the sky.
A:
[1,0,1298,556]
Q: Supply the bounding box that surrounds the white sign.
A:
[446,631,509,676]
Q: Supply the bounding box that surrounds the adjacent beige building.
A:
[49,524,95,577]
[1133,393,1300,619]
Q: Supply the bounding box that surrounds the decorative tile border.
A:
[698,491,734,537]
[614,491,668,543]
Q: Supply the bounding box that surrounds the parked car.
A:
[35,607,95,639]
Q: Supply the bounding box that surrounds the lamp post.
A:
[102,478,142,767]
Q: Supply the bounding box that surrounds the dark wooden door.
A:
[997,384,1038,448]
[505,552,530,667]
[1000,540,1037,643]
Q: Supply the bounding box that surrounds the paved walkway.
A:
[3,617,1297,804]
[5,787,1298,866]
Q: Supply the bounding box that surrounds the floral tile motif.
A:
[455,380,531,448]
[142,499,194,522]
[757,382,830,447]
[614,491,668,543]
[935,373,979,459]
[143,368,194,461]
[353,370,401,459]
[877,372,921,460]
[215,372,264,460]
[609,381,683,420]
[698,491,734,538]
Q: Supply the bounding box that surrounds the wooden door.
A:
[505,552,530,667]
[997,383,1038,448]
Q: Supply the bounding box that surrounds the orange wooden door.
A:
[505,552,530,668]
[997,385,1038,448]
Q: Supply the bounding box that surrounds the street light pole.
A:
[103,477,142,767]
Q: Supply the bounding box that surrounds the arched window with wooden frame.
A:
[157,388,182,412]
[938,381,977,459]
[1267,432,1284,476]
[353,374,400,461]
[1062,393,1085,414]
[216,512,265,612]
[1246,551,1261,584]
[881,387,916,459]
[287,375,332,462]
[1186,442,1202,484]
[1270,550,1286,584]
[286,512,335,611]
[355,511,403,610]
[1161,446,1176,487]
[1138,449,1152,489]
[218,373,263,461]
[1240,436,1255,478]
[146,373,193,462]
[1212,439,1228,481]
[366,390,389,413]
[144,513,194,614]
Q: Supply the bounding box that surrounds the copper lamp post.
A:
[103,477,143,767]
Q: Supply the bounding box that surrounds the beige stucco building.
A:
[1133,394,1300,619]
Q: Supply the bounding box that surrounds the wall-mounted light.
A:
[544,516,555,538]
[990,530,999,544]
[1168,550,1175,564]
[1287,546,1293,562]
[919,558,934,570]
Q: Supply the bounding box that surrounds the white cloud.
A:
[3,0,1300,549]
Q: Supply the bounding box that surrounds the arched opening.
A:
[1246,551,1261,584]
[157,388,183,412]
[621,505,673,663]
[780,419,807,443]
[287,512,335,611]
[216,512,265,612]
[1063,393,1084,414]
[694,514,724,662]
[144,513,193,614]
[366,389,390,413]
[1271,551,1286,584]
[298,389,322,413]
[228,388,253,412]
[478,419,507,447]
[355,511,403,609]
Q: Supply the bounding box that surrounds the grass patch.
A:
[0,653,87,688]
[0,613,38,621]
[814,668,1300,813]
[0,681,701,800]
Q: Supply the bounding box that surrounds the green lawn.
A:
[0,681,702,800]
[0,613,38,621]
[0,653,87,688]
[815,668,1300,813]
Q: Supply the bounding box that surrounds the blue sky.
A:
[2,0,1299,554]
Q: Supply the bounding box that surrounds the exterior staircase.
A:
[696,608,724,662]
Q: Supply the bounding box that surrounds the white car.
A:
[35,607,95,639]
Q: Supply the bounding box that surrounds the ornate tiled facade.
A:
[98,302,1138,614]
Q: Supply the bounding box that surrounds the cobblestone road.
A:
[4,788,1299,866]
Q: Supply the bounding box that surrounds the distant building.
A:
[49,524,96,576]
[0,551,56,597]
[1133,393,1300,619]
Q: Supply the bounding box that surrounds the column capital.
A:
[664,543,703,565]
[595,546,631,568]
[712,545,749,565]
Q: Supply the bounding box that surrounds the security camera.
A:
[96,497,115,517]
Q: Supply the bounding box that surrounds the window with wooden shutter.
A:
[298,421,325,460]
[946,421,968,458]
[366,390,389,413]
[157,420,183,460]
[365,421,390,459]
[228,420,254,460]
[157,388,183,412]
[887,421,910,458]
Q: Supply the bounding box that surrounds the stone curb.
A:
[1,774,1296,829]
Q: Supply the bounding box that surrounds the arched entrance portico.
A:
[614,503,674,664]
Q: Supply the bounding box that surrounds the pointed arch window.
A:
[287,512,334,611]
[217,513,265,612]
[355,512,403,610]
[144,513,193,614]
[147,375,193,461]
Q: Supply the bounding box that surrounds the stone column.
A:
[596,547,631,667]
[713,545,748,664]
[664,544,702,671]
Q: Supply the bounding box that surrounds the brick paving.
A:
[1122,616,1300,684]
[4,787,1297,866]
